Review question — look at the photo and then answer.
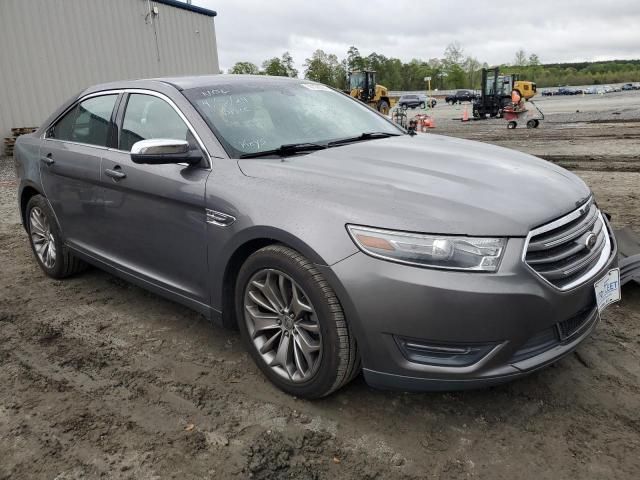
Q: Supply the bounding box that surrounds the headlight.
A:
[347,225,506,272]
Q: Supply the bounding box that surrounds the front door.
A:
[98,92,211,304]
[39,93,119,250]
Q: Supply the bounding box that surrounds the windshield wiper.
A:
[238,142,327,159]
[327,131,402,147]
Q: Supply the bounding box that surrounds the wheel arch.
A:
[216,227,330,329]
[19,183,43,229]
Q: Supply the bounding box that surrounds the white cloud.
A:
[196,0,640,72]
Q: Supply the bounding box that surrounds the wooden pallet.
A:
[10,127,37,136]
[3,126,37,156]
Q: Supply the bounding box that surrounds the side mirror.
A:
[130,139,201,165]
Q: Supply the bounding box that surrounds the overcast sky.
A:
[194,0,640,73]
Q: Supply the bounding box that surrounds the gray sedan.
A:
[15,75,619,398]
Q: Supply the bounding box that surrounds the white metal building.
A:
[0,0,220,154]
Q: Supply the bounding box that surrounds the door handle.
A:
[104,167,126,180]
[40,154,54,166]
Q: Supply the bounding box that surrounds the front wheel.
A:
[236,245,359,398]
[378,100,390,114]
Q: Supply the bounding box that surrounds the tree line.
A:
[228,44,640,90]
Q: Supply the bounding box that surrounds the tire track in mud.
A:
[0,241,404,479]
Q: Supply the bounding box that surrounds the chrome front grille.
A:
[524,199,611,290]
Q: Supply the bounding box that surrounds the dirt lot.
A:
[1,92,640,479]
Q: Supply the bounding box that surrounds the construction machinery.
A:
[348,70,392,114]
[473,67,537,118]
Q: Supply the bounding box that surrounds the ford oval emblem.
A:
[585,232,597,250]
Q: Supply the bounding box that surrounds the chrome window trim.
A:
[42,88,212,169]
[41,90,122,149]
[521,198,612,291]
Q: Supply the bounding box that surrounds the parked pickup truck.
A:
[445,90,477,104]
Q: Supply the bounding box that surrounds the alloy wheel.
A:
[29,207,56,269]
[243,269,322,382]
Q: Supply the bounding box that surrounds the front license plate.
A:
[594,268,621,313]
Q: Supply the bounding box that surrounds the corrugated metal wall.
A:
[0,0,219,154]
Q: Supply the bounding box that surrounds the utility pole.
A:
[424,76,432,110]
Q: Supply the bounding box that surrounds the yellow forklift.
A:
[348,70,392,114]
[473,67,537,118]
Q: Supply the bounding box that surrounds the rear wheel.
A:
[26,195,87,278]
[526,119,537,129]
[236,245,359,398]
[507,121,517,129]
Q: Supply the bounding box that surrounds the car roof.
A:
[83,74,308,95]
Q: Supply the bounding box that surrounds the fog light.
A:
[395,336,497,367]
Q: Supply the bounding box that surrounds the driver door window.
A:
[120,94,192,151]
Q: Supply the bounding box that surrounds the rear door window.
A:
[49,95,118,147]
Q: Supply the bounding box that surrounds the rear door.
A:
[39,93,119,249]
[98,91,211,303]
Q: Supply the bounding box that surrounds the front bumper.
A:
[320,227,618,391]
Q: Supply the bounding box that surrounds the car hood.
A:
[237,134,591,236]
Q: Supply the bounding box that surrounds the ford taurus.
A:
[14,75,620,398]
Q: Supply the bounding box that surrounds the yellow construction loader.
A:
[348,70,392,114]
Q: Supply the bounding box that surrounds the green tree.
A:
[443,43,466,88]
[280,51,298,77]
[262,52,299,77]
[528,53,540,66]
[346,46,365,72]
[262,57,286,76]
[514,49,528,66]
[304,49,342,87]
[229,62,260,75]
[443,42,464,67]
[463,56,481,88]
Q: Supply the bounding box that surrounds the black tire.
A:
[431,100,437,108]
[526,119,537,129]
[473,109,480,118]
[235,245,359,399]
[26,194,87,279]
[507,121,517,129]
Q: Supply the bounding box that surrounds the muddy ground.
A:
[1,94,639,479]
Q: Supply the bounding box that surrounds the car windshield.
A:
[183,80,401,158]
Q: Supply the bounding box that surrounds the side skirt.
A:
[67,245,222,324]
